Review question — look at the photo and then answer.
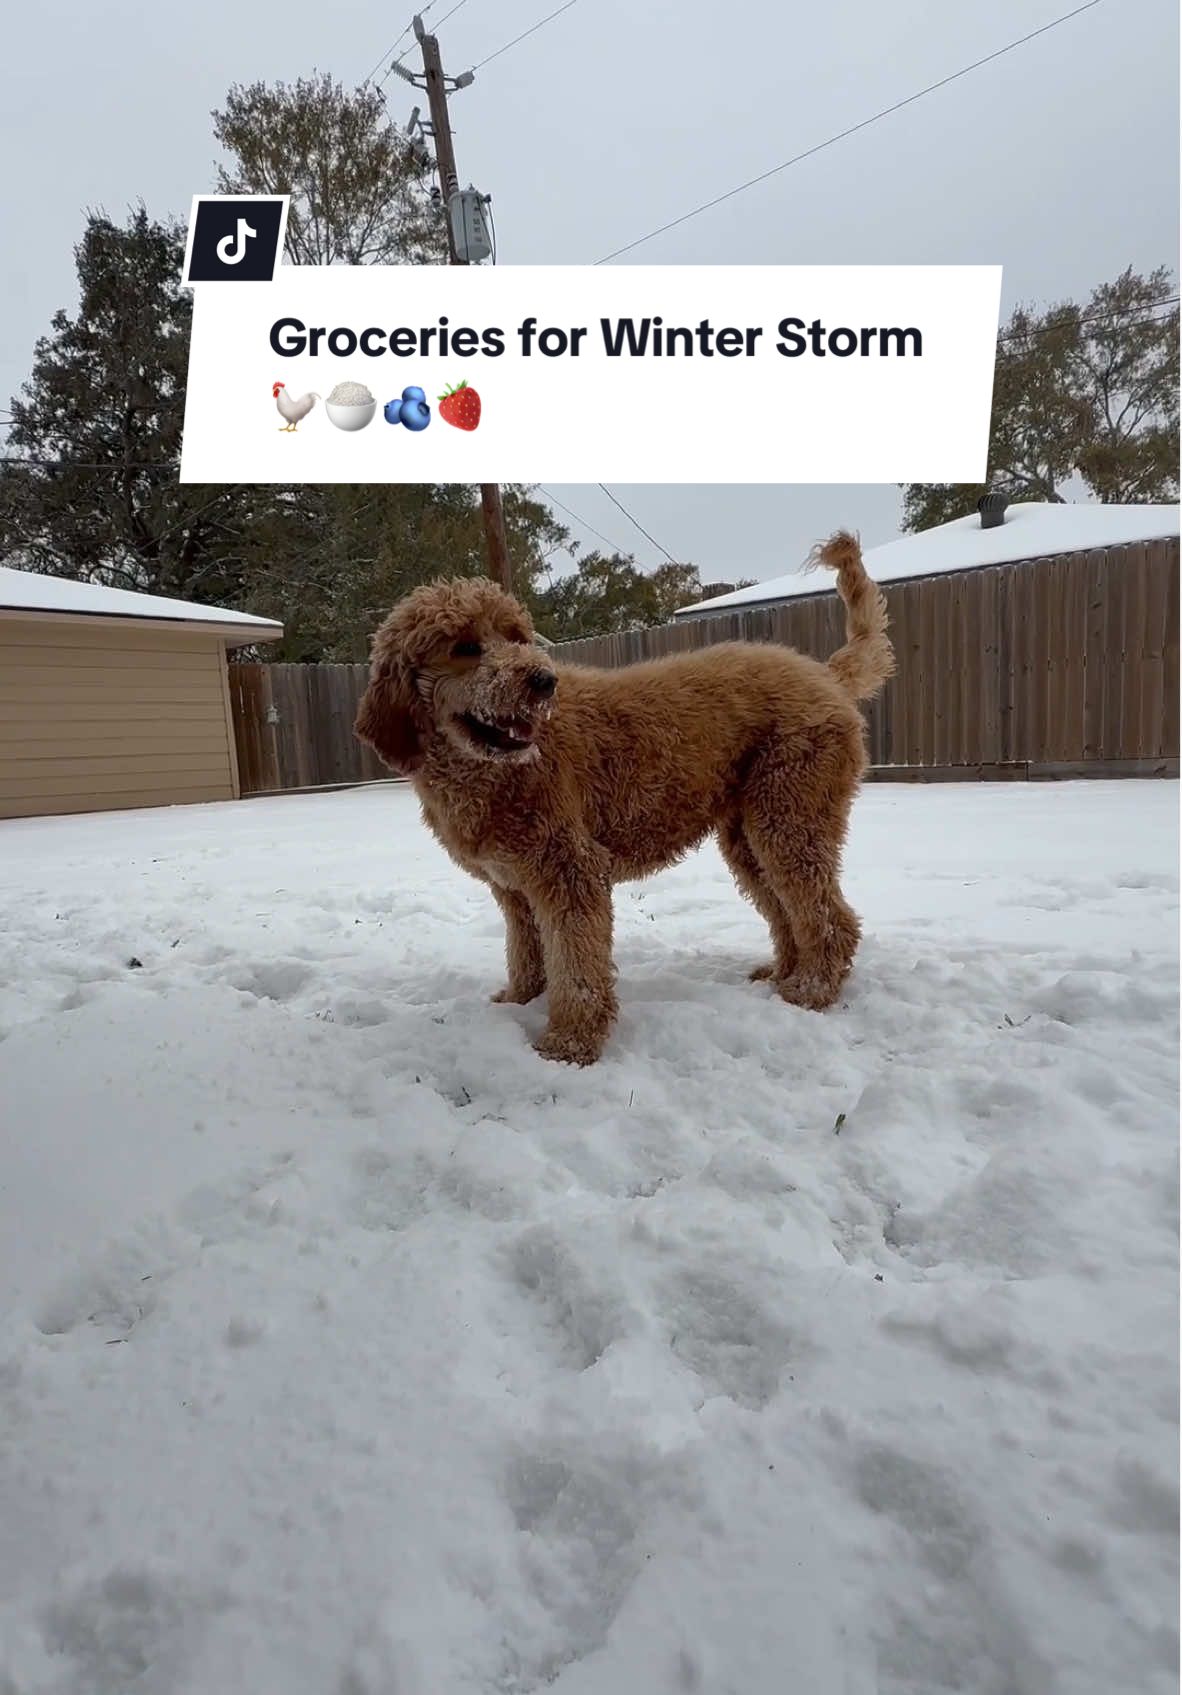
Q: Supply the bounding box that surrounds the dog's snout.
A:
[529,669,558,698]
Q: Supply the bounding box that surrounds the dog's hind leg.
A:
[741,723,864,1011]
[490,888,546,1004]
[716,816,798,983]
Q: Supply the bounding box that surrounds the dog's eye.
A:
[451,640,482,659]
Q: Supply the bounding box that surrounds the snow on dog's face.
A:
[355,578,558,775]
[431,606,557,766]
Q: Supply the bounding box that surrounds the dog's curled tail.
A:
[808,530,895,702]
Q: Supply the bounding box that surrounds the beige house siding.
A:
[0,619,240,819]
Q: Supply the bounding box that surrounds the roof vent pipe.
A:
[978,491,1009,530]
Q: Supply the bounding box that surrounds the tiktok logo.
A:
[215,218,258,265]
[183,196,288,284]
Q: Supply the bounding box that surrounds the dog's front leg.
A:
[490,888,546,1004]
[530,850,618,1067]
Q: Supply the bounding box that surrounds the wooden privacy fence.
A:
[555,538,1179,777]
[228,661,391,795]
[228,538,1178,794]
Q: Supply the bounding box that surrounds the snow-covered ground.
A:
[0,780,1177,1695]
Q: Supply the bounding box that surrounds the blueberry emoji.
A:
[384,387,431,430]
[399,386,431,431]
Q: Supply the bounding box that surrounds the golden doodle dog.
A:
[356,532,893,1066]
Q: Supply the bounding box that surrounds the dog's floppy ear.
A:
[354,642,426,776]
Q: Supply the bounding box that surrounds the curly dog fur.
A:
[355,531,894,1066]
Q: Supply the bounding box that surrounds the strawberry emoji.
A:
[438,381,481,431]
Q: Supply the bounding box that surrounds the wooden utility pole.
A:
[416,24,513,595]
[419,30,462,262]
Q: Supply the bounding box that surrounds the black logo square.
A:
[184,197,286,283]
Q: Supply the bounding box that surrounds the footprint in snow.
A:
[226,959,316,1003]
[661,1263,795,1409]
[851,1440,1047,1693]
[499,1437,699,1686]
[40,1567,231,1694]
[506,1226,633,1370]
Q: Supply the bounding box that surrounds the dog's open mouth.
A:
[457,711,537,754]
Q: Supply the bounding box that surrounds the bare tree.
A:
[212,74,445,267]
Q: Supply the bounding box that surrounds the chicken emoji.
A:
[272,382,320,431]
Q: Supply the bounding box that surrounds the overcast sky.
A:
[0,0,1177,586]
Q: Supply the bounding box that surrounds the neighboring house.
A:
[675,501,1181,619]
[0,570,282,820]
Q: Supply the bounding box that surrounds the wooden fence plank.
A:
[996,565,1013,762]
[1009,566,1031,764]
[1036,559,1051,758]
[1098,545,1123,760]
[978,568,1001,765]
[1030,554,1050,760]
[1061,554,1084,760]
[929,577,947,765]
[1031,555,1044,755]
[1162,541,1180,759]
[1140,544,1170,759]
[1045,554,1064,758]
[1058,555,1081,760]
[1121,545,1147,760]
[913,580,929,765]
[1082,549,1108,760]
[919,583,937,764]
[888,583,910,765]
[946,572,964,764]
[260,665,280,793]
[228,664,264,796]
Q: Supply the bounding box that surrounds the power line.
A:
[383,0,478,84]
[594,0,1106,264]
[597,485,681,564]
[381,37,423,82]
[366,0,459,87]
[472,0,579,71]
[0,460,658,576]
[996,297,1179,344]
[435,0,475,31]
[380,38,420,84]
[0,458,181,471]
[361,24,415,87]
[537,487,632,557]
[107,487,241,548]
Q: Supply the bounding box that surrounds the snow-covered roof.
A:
[0,566,282,638]
[677,501,1181,618]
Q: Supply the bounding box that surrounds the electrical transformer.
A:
[448,187,494,264]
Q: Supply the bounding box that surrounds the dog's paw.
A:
[749,959,799,983]
[491,983,544,1005]
[533,1027,605,1067]
[775,970,842,1011]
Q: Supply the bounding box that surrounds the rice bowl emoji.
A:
[325,381,377,431]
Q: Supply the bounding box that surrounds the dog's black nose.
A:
[529,669,557,697]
